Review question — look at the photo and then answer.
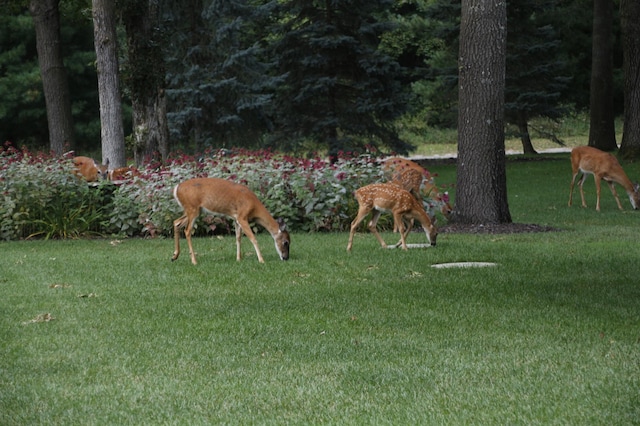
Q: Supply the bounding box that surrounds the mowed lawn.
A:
[1,154,639,424]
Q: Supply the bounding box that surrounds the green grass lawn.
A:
[1,154,639,424]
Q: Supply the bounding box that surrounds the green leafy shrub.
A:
[1,145,446,239]
[0,145,111,239]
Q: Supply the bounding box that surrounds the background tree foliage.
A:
[0,0,635,157]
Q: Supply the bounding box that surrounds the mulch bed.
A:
[438,222,559,234]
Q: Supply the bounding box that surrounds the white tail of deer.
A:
[347,183,437,252]
[382,157,452,219]
[172,178,290,264]
[73,156,109,182]
[568,146,640,211]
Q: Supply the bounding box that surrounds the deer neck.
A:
[253,209,281,238]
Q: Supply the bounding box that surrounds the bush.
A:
[0,145,110,239]
[1,145,445,240]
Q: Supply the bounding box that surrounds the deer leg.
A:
[347,206,371,252]
[393,212,409,250]
[183,213,199,265]
[394,217,414,248]
[367,210,388,248]
[569,171,579,206]
[593,176,602,212]
[577,173,589,208]
[606,181,624,210]
[172,214,188,261]
[236,218,264,263]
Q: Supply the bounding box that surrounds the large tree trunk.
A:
[92,0,126,168]
[619,0,640,160]
[121,0,169,166]
[29,0,75,155]
[589,0,617,151]
[454,0,511,224]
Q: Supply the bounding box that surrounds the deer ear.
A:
[277,217,287,232]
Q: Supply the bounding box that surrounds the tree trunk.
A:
[92,0,126,168]
[619,0,640,160]
[131,93,169,165]
[589,0,617,151]
[517,113,537,154]
[121,0,169,166]
[29,0,75,155]
[455,0,511,224]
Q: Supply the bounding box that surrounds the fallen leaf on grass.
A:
[407,270,423,278]
[366,265,379,271]
[77,293,97,298]
[293,271,310,278]
[49,283,72,289]
[22,313,55,325]
[110,240,122,246]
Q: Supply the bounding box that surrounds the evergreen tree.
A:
[164,0,281,151]
[505,1,571,154]
[268,0,413,157]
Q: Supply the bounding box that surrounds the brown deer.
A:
[108,166,141,182]
[172,178,290,264]
[568,146,640,211]
[73,156,109,182]
[382,157,452,219]
[347,183,437,252]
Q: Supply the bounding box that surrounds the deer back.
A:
[73,156,109,182]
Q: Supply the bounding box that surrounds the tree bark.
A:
[589,0,617,151]
[92,0,126,168]
[121,0,169,166]
[455,0,511,224]
[29,0,75,155]
[619,0,640,160]
[517,112,537,155]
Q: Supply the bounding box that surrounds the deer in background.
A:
[172,177,290,265]
[73,156,109,182]
[382,157,452,220]
[108,166,141,182]
[347,183,437,252]
[568,146,640,211]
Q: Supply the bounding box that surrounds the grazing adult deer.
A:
[347,183,437,252]
[172,177,290,264]
[568,146,640,211]
[73,156,109,182]
[382,157,452,219]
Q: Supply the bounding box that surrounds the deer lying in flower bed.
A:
[347,183,437,252]
[72,156,109,182]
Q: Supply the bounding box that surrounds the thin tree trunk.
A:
[589,0,617,151]
[619,0,640,159]
[455,0,511,224]
[518,113,537,154]
[92,0,126,168]
[29,0,75,155]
